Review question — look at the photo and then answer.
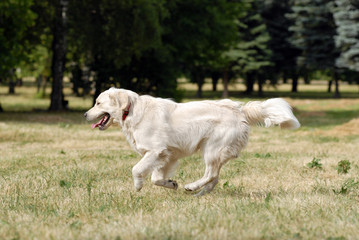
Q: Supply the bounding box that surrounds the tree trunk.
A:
[71,64,83,96]
[82,66,91,95]
[291,74,298,93]
[333,69,340,98]
[93,74,103,106]
[37,74,42,93]
[8,78,15,94]
[334,79,340,98]
[303,71,310,85]
[211,72,220,92]
[42,77,48,97]
[212,78,217,92]
[327,80,332,93]
[258,75,264,96]
[194,69,204,98]
[49,0,68,111]
[282,71,288,84]
[16,78,23,86]
[196,78,204,98]
[73,77,79,96]
[245,72,254,94]
[222,68,229,98]
[8,69,15,94]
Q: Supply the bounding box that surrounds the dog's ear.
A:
[118,92,129,110]
[109,90,129,110]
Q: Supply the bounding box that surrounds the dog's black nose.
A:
[84,112,87,118]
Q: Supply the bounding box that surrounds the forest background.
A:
[1,0,359,111]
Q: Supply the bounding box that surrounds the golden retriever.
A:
[85,88,300,195]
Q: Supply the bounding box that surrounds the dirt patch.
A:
[329,118,359,136]
[314,118,359,136]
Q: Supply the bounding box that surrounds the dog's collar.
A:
[122,104,131,121]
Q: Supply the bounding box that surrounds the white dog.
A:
[85,88,300,195]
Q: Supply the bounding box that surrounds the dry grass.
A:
[1,83,359,239]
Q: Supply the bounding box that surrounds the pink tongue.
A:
[91,116,106,129]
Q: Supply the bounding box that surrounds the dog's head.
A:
[84,88,132,130]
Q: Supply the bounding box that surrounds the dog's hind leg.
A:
[184,160,221,193]
[194,177,219,196]
[151,160,179,190]
[184,144,239,194]
[184,141,226,193]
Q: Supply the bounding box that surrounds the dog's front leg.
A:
[131,151,162,191]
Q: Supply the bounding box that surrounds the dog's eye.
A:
[96,102,101,105]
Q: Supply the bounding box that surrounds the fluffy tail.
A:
[241,98,300,130]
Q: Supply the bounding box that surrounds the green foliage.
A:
[333,178,359,195]
[287,0,337,70]
[0,0,37,77]
[264,192,272,206]
[333,0,359,72]
[164,0,243,97]
[222,181,233,189]
[307,158,323,169]
[337,160,351,174]
[219,0,273,94]
[222,180,242,195]
[69,0,165,69]
[254,153,272,159]
[2,0,359,102]
[326,237,347,240]
[229,0,272,74]
[261,0,300,84]
[67,0,170,98]
[59,180,72,189]
[66,0,246,100]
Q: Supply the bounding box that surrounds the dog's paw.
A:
[194,189,208,197]
[184,184,194,192]
[168,179,178,190]
[134,182,143,192]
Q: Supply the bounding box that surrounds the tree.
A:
[261,0,301,91]
[333,0,359,72]
[287,0,340,97]
[68,0,166,103]
[163,0,242,98]
[0,0,36,94]
[49,0,69,111]
[229,0,272,95]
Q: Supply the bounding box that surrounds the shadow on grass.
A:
[1,89,358,127]
[0,111,87,125]
[183,89,359,100]
[1,108,358,129]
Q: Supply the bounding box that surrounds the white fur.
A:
[241,98,300,129]
[85,88,300,195]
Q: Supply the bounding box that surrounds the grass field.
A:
[1,81,359,239]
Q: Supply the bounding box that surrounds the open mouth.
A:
[91,113,111,130]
